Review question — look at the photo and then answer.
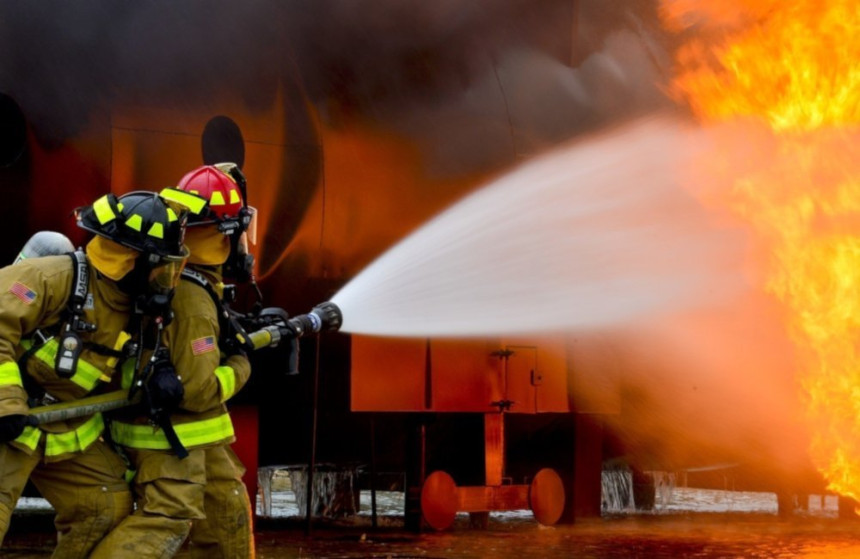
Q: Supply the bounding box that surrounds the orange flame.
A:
[662,0,860,500]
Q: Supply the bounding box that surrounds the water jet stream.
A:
[331,114,747,338]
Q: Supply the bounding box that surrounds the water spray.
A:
[330,116,747,338]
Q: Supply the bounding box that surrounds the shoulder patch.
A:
[9,282,37,305]
[191,336,217,355]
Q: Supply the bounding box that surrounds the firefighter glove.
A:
[0,414,27,443]
[146,359,184,414]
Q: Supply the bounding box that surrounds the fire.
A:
[662,0,860,500]
[665,1,860,132]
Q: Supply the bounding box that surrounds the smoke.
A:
[570,118,824,486]
[0,1,673,150]
[572,294,812,479]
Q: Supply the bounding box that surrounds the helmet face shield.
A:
[244,206,257,246]
[231,207,257,276]
[239,206,257,247]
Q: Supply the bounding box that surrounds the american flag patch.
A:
[191,336,216,355]
[8,282,36,305]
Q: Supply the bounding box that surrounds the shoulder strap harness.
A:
[54,250,97,377]
[180,268,236,347]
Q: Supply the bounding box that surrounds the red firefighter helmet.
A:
[167,163,258,281]
[176,163,245,223]
[168,162,256,245]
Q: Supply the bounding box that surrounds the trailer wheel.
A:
[421,470,458,530]
[529,467,565,526]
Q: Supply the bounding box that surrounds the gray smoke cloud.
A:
[0,0,672,152]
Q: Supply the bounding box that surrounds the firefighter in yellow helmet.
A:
[91,164,256,558]
[0,190,189,558]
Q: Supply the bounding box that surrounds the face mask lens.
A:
[148,257,186,295]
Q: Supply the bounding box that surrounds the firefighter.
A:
[91,163,256,559]
[0,191,189,558]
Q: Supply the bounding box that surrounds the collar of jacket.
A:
[91,267,132,313]
[189,264,224,298]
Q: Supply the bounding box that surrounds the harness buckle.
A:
[32,329,53,346]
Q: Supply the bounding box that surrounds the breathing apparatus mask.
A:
[120,247,189,319]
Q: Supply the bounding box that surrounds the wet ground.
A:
[6,512,860,558]
[6,487,860,558]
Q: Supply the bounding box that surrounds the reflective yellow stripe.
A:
[110,413,235,450]
[229,189,241,204]
[209,191,226,206]
[45,413,104,457]
[120,358,136,389]
[147,222,164,239]
[160,188,207,215]
[0,362,22,387]
[14,425,41,450]
[214,365,237,402]
[166,208,178,222]
[125,214,143,231]
[106,331,131,370]
[27,338,104,391]
[93,195,117,225]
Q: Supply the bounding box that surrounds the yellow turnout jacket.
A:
[110,266,251,451]
[0,254,132,461]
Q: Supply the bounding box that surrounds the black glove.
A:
[145,359,184,414]
[0,414,27,443]
[222,339,248,360]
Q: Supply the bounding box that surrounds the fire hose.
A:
[25,301,343,426]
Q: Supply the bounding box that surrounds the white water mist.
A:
[332,114,747,337]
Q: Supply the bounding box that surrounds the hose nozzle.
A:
[287,301,343,337]
[242,302,343,351]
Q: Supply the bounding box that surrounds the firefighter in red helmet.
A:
[91,164,256,558]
